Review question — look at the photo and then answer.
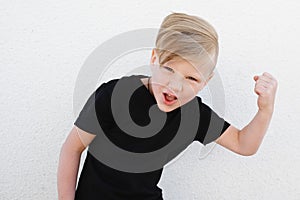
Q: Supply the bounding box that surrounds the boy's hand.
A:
[253,72,278,114]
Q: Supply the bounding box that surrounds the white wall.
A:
[1,0,299,199]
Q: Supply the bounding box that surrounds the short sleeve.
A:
[194,97,230,145]
[74,82,113,136]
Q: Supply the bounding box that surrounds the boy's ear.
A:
[150,49,158,65]
[202,72,214,87]
[206,72,214,82]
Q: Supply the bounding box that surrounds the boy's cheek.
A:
[151,73,169,87]
[182,83,199,96]
[182,90,197,103]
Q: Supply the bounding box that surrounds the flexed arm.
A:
[216,72,278,156]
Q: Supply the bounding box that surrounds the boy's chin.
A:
[156,103,178,113]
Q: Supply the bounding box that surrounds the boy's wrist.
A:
[258,106,274,117]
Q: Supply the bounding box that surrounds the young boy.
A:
[57,12,277,199]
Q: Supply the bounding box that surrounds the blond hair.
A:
[155,12,219,75]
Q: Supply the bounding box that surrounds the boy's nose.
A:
[167,75,183,92]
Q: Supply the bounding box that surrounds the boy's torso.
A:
[74,74,218,199]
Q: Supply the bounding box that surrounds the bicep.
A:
[215,125,241,155]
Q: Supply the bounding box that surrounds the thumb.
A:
[253,75,259,81]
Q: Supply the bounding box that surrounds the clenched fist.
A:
[253,72,278,113]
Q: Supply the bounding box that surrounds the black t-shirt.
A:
[74,75,230,200]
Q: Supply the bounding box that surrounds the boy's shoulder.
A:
[95,74,147,94]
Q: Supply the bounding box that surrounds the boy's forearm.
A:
[57,144,82,200]
[238,109,273,155]
[238,72,277,156]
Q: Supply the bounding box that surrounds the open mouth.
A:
[163,92,178,105]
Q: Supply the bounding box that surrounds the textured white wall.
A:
[1,0,299,199]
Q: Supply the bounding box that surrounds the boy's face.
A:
[150,49,214,112]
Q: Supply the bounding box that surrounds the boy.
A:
[57,12,277,199]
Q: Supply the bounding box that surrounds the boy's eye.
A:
[187,76,198,82]
[162,66,174,72]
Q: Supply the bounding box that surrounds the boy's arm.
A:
[216,72,277,156]
[57,126,96,199]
